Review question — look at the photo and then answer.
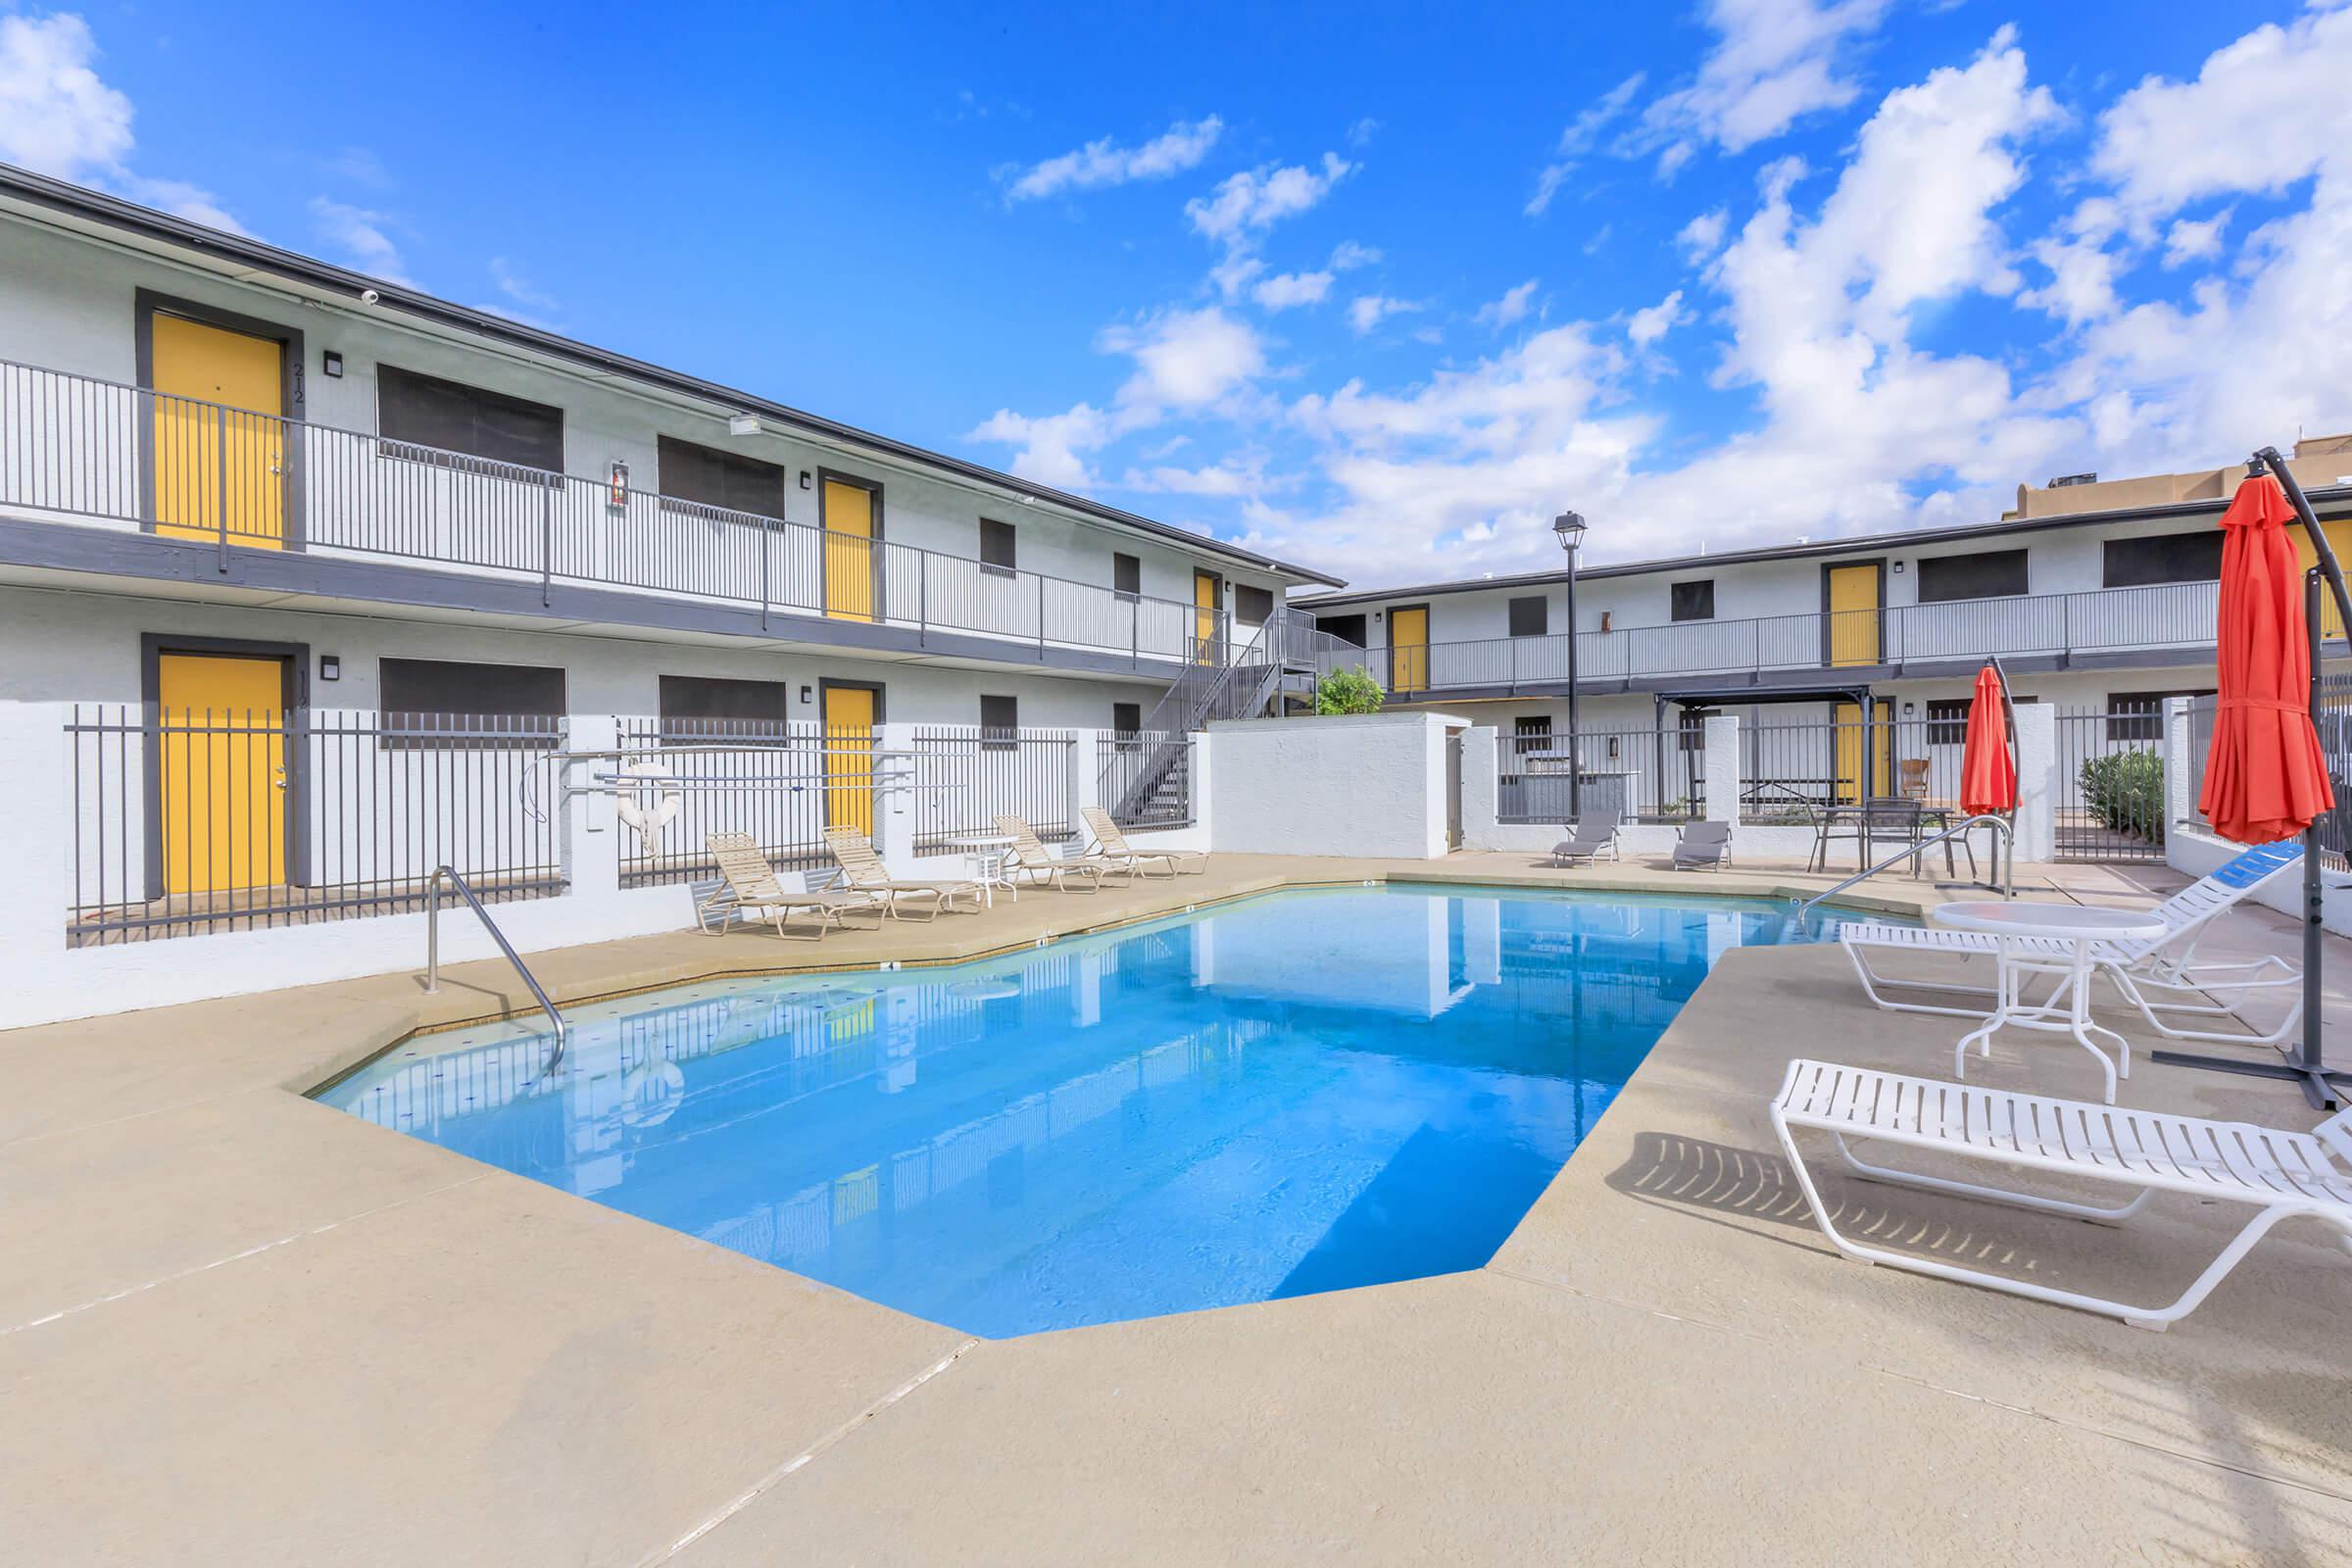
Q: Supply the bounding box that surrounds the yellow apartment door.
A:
[158,652,287,897]
[1194,570,1221,662]
[2294,518,2352,641]
[1832,700,1894,805]
[823,479,876,622]
[152,314,285,547]
[1390,607,1429,694]
[1825,564,1881,666]
[823,685,876,833]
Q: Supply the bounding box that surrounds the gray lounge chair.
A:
[1672,819,1732,871]
[1548,808,1622,867]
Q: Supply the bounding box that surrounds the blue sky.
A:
[3,1,2348,586]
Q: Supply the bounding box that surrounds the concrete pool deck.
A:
[2,853,2345,1563]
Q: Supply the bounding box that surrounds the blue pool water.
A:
[317,886,1862,1337]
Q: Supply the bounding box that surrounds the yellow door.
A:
[1194,570,1221,662]
[158,652,287,897]
[823,685,876,833]
[823,479,876,622]
[152,314,285,548]
[2294,518,2352,641]
[1832,700,1894,805]
[1390,607,1429,694]
[1826,564,1881,666]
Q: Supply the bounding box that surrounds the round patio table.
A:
[940,830,1017,907]
[1929,901,2168,1104]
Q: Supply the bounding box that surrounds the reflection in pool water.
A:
[317,886,1861,1337]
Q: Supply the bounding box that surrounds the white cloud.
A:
[1475,279,1541,331]
[1329,240,1382,271]
[1629,0,1893,172]
[1627,289,1690,347]
[1001,116,1223,203]
[489,257,558,314]
[1347,294,1421,335]
[1527,74,1644,216]
[0,13,238,229]
[1676,208,1730,259]
[1100,306,1267,411]
[1347,117,1381,149]
[1186,152,1353,244]
[2162,212,2230,269]
[966,404,1116,489]
[1251,270,1334,310]
[309,197,412,284]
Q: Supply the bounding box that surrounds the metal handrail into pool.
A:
[1797,815,2014,915]
[424,865,567,1071]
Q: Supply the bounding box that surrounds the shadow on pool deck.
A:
[1,852,2347,1565]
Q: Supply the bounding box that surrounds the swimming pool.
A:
[317,885,1865,1337]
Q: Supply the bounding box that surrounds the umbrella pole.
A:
[2153,450,2351,1109]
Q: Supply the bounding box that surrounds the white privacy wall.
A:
[1206,711,1458,859]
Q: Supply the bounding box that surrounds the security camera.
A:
[359,288,380,306]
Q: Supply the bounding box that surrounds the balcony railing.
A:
[0,359,1230,667]
[1323,579,2220,694]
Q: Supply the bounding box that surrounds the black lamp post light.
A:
[1553,511,1587,815]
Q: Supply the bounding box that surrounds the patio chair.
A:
[1081,804,1205,878]
[1898,759,1931,801]
[1672,818,1732,871]
[1838,841,2305,1046]
[1547,807,1622,867]
[1770,1057,2352,1330]
[995,814,1128,893]
[1860,797,1929,876]
[696,831,886,941]
[1804,797,1863,874]
[822,825,989,920]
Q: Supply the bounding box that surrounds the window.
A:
[659,674,789,736]
[379,657,563,747]
[657,436,785,521]
[1113,701,1142,738]
[1112,552,1142,600]
[377,366,564,474]
[1678,708,1718,753]
[1507,596,1548,637]
[2106,689,2213,743]
[980,694,1018,749]
[1670,580,1715,622]
[2104,530,2224,588]
[980,518,1017,578]
[1917,548,2028,603]
[1512,714,1553,756]
[1236,584,1273,626]
[1317,613,1367,648]
[1925,699,1971,746]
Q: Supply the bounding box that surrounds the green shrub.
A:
[1315,665,1386,715]
[2079,750,2165,843]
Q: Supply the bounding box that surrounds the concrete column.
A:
[563,712,623,899]
[2162,696,2194,830]
[1702,713,1740,823]
[1460,725,1500,847]
[0,703,73,1019]
[2011,702,2058,862]
[872,721,919,876]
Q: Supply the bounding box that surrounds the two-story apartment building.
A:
[1295,443,2352,835]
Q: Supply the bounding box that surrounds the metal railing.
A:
[1495,726,1701,822]
[1097,731,1195,827]
[907,727,1076,854]
[422,865,566,1071]
[612,718,842,886]
[0,358,1230,667]
[1798,816,2013,912]
[66,706,565,946]
[1356,579,2221,695]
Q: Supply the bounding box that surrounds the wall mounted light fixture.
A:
[800,684,813,705]
[800,470,813,490]
[321,350,344,378]
[318,655,341,681]
[1891,560,1907,574]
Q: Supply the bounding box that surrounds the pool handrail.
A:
[1797,814,2014,916]
[423,865,567,1071]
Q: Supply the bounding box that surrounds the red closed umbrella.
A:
[1958,663,2016,816]
[2198,475,2335,844]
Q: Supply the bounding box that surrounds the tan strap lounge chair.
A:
[1081,804,1206,878]
[994,814,1124,892]
[822,825,988,919]
[697,832,886,940]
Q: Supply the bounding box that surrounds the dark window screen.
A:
[980,694,1017,749]
[1917,548,2028,603]
[1113,701,1142,737]
[1113,553,1141,597]
[1513,714,1553,754]
[2104,531,2224,588]
[1678,708,1717,753]
[658,436,785,520]
[377,366,564,472]
[981,518,1017,575]
[1236,584,1273,625]
[1508,596,1547,637]
[2106,689,2212,743]
[659,675,789,734]
[1318,613,1367,648]
[1925,699,1970,746]
[1671,580,1715,622]
[379,657,563,748]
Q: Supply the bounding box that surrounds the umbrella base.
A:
[2151,1049,2346,1112]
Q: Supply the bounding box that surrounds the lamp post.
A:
[1553,511,1588,815]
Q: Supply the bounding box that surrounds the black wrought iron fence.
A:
[907,728,1076,856]
[612,718,840,887]
[65,706,564,946]
[1495,726,1700,823]
[2054,705,2165,861]
[1096,732,1195,828]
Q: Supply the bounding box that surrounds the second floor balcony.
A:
[0,360,1235,672]
[1340,578,2220,696]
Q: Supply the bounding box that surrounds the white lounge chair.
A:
[1770,1057,2352,1330]
[995,813,1127,892]
[1548,808,1622,867]
[696,832,886,940]
[822,825,988,919]
[1839,842,2305,1046]
[1082,804,1205,877]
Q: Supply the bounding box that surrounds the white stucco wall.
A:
[1206,711,1460,858]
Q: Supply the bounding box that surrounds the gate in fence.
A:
[2053,704,2166,862]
